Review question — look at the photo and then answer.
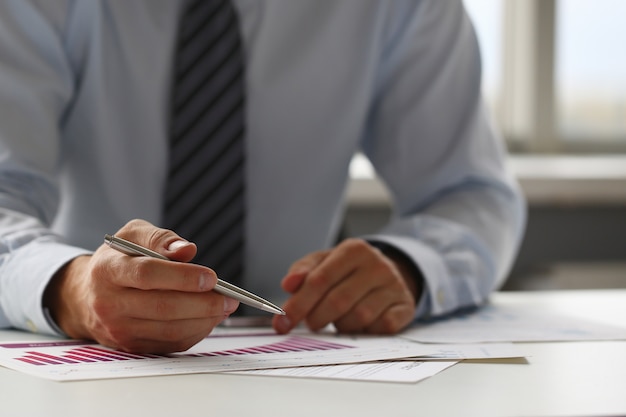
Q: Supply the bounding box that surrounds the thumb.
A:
[163,238,197,262]
[281,250,330,293]
[114,219,197,262]
[281,271,307,294]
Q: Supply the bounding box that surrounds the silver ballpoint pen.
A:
[103,234,285,316]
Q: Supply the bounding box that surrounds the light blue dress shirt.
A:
[0,0,526,334]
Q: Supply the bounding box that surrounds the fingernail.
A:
[290,266,311,276]
[198,272,214,291]
[167,239,190,251]
[224,297,239,314]
[275,315,292,333]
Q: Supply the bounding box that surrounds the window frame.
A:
[490,0,626,153]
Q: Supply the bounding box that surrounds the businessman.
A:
[0,0,525,353]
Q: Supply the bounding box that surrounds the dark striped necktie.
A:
[163,0,246,284]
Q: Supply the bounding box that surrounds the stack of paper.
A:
[1,301,624,383]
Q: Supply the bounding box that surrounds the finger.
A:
[281,240,379,330]
[363,302,415,334]
[281,250,329,293]
[302,268,377,331]
[115,219,197,262]
[98,249,218,293]
[280,271,307,294]
[98,317,219,354]
[273,251,333,334]
[332,286,412,333]
[277,264,346,333]
[87,287,237,353]
[113,289,238,321]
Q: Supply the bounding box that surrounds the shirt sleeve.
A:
[362,0,526,318]
[0,1,85,334]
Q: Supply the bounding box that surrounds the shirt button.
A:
[436,289,445,305]
[26,319,38,333]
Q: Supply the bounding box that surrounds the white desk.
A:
[1,289,625,417]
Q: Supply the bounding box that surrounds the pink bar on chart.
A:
[69,348,113,362]
[65,354,96,363]
[82,346,160,360]
[16,357,47,366]
[26,351,78,364]
[21,354,62,365]
[77,347,130,361]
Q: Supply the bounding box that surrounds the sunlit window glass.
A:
[556,0,626,141]
[463,0,504,118]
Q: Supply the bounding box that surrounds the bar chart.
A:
[0,334,434,381]
[5,336,354,366]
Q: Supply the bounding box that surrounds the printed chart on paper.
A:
[0,333,434,381]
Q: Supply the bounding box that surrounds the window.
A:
[556,0,626,143]
[463,0,626,153]
[463,0,504,118]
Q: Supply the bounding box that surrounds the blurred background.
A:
[345,0,626,291]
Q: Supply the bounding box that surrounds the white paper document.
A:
[407,342,525,360]
[0,333,435,381]
[228,360,458,383]
[403,302,626,343]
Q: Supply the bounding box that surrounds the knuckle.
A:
[377,314,394,334]
[124,219,144,232]
[307,272,331,290]
[118,219,147,239]
[377,312,403,334]
[128,258,153,288]
[147,227,173,251]
[326,291,352,314]
[371,261,393,279]
[351,304,376,324]
[117,219,178,252]
[290,249,328,272]
[341,238,371,254]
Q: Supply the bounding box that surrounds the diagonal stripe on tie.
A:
[163,0,245,284]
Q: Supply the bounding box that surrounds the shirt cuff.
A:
[0,240,91,335]
[363,234,453,319]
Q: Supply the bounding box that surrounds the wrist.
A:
[43,255,92,340]
[369,241,424,303]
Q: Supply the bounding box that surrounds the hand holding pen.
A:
[104,234,284,315]
[43,219,276,354]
